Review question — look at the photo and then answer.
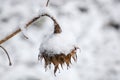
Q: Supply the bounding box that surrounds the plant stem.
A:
[0,13,61,44]
[46,0,50,7]
[0,46,12,66]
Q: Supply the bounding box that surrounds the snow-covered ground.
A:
[0,0,120,80]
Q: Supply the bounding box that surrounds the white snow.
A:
[40,32,77,55]
[0,0,120,80]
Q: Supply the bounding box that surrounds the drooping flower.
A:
[37,14,80,75]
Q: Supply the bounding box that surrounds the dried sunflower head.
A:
[38,32,79,75]
[25,13,81,76]
[39,47,79,75]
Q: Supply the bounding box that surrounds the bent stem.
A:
[0,46,12,66]
[0,13,62,44]
[0,13,61,66]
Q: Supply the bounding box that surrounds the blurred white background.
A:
[0,0,120,80]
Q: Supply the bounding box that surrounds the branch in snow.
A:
[0,13,61,44]
[0,45,12,66]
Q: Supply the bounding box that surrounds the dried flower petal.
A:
[38,46,79,75]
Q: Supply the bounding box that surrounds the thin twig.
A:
[0,13,61,44]
[0,45,12,66]
[46,0,50,7]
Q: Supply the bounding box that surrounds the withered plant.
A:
[0,0,80,76]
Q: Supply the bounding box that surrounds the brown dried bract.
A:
[38,47,79,76]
